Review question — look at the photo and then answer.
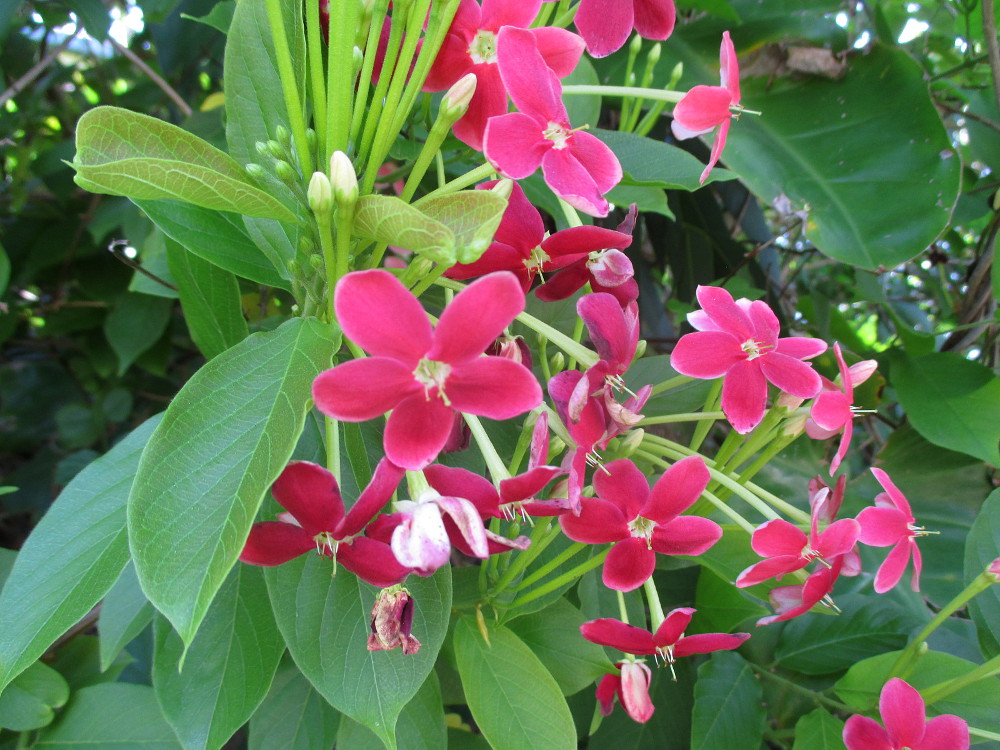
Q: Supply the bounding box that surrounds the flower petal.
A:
[335,270,432,361]
[596,673,619,717]
[581,618,656,655]
[603,537,656,591]
[312,358,418,421]
[425,464,501,518]
[736,556,808,587]
[750,518,808,557]
[338,537,411,587]
[695,285,753,340]
[758,352,822,399]
[574,0,634,57]
[843,716,893,750]
[560,497,629,543]
[856,506,910,547]
[699,118,731,184]
[435,495,490,558]
[578,293,636,371]
[880,678,926,749]
[721,359,768,434]
[594,458,649,521]
[916,715,970,750]
[652,607,694,647]
[384,394,456,470]
[776,335,828,360]
[484,112,548,179]
[340,458,406,537]
[446,357,542,419]
[633,0,676,41]
[619,661,655,723]
[670,331,744,379]
[673,632,750,658]
[496,26,566,120]
[540,144,611,218]
[871,468,914,517]
[643,455,710,524]
[672,86,732,136]
[270,461,345,536]
[480,0,540,29]
[239,522,314,566]
[649,516,722,556]
[811,391,853,431]
[531,26,586,77]
[873,540,913,594]
[429,272,526,364]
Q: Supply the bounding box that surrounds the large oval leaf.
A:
[248,657,341,750]
[691,651,765,750]
[353,195,455,263]
[128,317,337,646]
[964,489,1000,657]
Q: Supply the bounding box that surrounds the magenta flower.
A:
[857,468,926,594]
[423,0,584,150]
[596,661,654,723]
[581,608,750,665]
[806,342,878,475]
[809,474,862,576]
[670,285,826,434]
[484,26,622,217]
[560,457,718,591]
[671,31,741,185]
[388,489,491,575]
[573,0,676,58]
[756,560,841,626]
[843,678,969,750]
[239,459,410,587]
[312,270,542,470]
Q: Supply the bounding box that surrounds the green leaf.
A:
[0,415,161,694]
[0,662,69,731]
[337,672,445,750]
[166,238,249,359]
[73,107,297,222]
[690,651,765,750]
[35,683,181,749]
[506,598,612,696]
[264,556,452,750]
[891,351,1000,465]
[136,199,290,289]
[773,593,922,675]
[104,292,174,375]
[453,617,576,750]
[964,489,1000,657]
[248,657,341,750]
[128,317,336,646]
[606,184,673,218]
[791,708,846,750]
[414,190,507,264]
[0,240,10,296]
[153,565,284,750]
[353,195,455,264]
[562,56,601,127]
[99,561,154,671]
[592,128,736,190]
[182,1,235,34]
[726,45,961,269]
[693,567,767,634]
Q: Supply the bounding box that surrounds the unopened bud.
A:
[776,392,805,412]
[298,236,315,254]
[353,46,364,77]
[254,140,270,157]
[781,412,808,438]
[442,73,477,121]
[489,333,531,367]
[988,557,1000,582]
[620,428,645,457]
[549,352,565,373]
[309,254,325,270]
[306,128,317,152]
[330,151,359,205]
[629,33,642,57]
[274,160,297,184]
[368,587,421,655]
[275,125,291,147]
[308,171,333,215]
[666,61,683,90]
[634,339,647,360]
[266,139,285,159]
[490,177,514,201]
[245,163,267,181]
[287,258,300,277]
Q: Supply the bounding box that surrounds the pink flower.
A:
[573,0,676,58]
[756,560,842,626]
[581,608,750,665]
[671,31,741,185]
[856,469,926,594]
[560,457,718,591]
[670,285,826,434]
[596,661,655,723]
[423,0,584,150]
[806,342,878,475]
[239,460,410,587]
[388,489,491,575]
[843,678,969,750]
[312,270,542,470]
[484,26,622,217]
[809,475,862,576]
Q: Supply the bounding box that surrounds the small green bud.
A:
[275,125,291,147]
[353,46,364,77]
[298,235,315,254]
[633,339,647,361]
[647,42,661,66]
[629,33,642,56]
[245,163,267,181]
[308,171,334,215]
[441,72,477,122]
[266,139,285,159]
[620,428,645,457]
[255,141,270,157]
[306,128,317,152]
[330,151,359,205]
[287,258,300,277]
[490,177,514,201]
[274,159,297,184]
[309,254,325,270]
[549,352,565,373]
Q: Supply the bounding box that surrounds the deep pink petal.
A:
[596,673,619,716]
[534,261,590,302]
[484,112,549,179]
[423,33,474,92]
[747,300,780,349]
[618,661,655,723]
[871,468,914,517]
[383,394,456,470]
[720,30,740,101]
[340,458,406,537]
[575,0,634,57]
[880,678,926,748]
[446,241,530,282]
[499,465,563,504]
[910,541,922,592]
[758,352,822,399]
[633,0,676,41]
[338,537,411,587]
[531,26,586,78]
[811,391,853,431]
[856,506,910,547]
[873,540,913,594]
[270,461,344,536]
[452,64,509,151]
[670,331,745,379]
[699,117,731,184]
[429,272,526,364]
[594,458,649,521]
[578,293,635,371]
[815,518,862,560]
[776,336,829,361]
[560,497,629,543]
[843,716,893,750]
[829,420,852,476]
[540,145,612,218]
[496,26,566,120]
[487,179,546,250]
[644,455,710,524]
[652,607,694,647]
[480,0,540,29]
[736,556,808,587]
[312,358,418,421]
[649,516,722,556]
[581,618,656,655]
[672,86,732,136]
[721,359,768,434]
[565,130,623,195]
[673,632,750,658]
[445,357,542,419]
[915,715,970,750]
[695,286,753,339]
[240,522,315,566]
[424,464,501,518]
[603,537,656,591]
[335,270,432,361]
[435,495,490,558]
[750,518,808,558]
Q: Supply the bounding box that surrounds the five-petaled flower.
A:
[671,31,741,184]
[572,0,676,58]
[670,285,826,434]
[312,269,542,470]
[843,677,969,750]
[596,660,655,723]
[857,468,928,594]
[756,559,842,626]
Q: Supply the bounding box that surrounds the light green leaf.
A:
[964,489,1000,657]
[35,683,181,749]
[891,351,1000,465]
[0,662,69,731]
[606,184,673,218]
[0,415,161,694]
[153,566,284,750]
[337,672,445,750]
[414,190,507,264]
[248,657,341,750]
[691,651,765,750]
[128,318,336,646]
[99,561,154,671]
[264,557,452,750]
[454,617,576,750]
[592,128,736,190]
[166,238,249,360]
[791,708,846,750]
[354,195,456,264]
[104,292,174,375]
[73,107,297,222]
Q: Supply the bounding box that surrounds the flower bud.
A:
[275,125,291,147]
[330,151,359,206]
[244,163,267,181]
[306,128,317,152]
[368,587,421,655]
[442,73,477,122]
[988,557,1000,582]
[647,42,661,66]
[489,334,531,368]
[308,171,333,216]
[266,139,285,159]
[490,177,514,201]
[274,159,297,184]
[619,428,645,457]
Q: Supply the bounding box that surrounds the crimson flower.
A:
[671,31,741,185]
[239,459,410,587]
[670,285,826,434]
[573,0,676,58]
[484,26,622,217]
[312,270,541,470]
[856,468,926,594]
[423,0,584,150]
[756,560,841,626]
[581,608,750,665]
[560,457,718,591]
[596,661,654,723]
[805,342,878,475]
[843,678,969,750]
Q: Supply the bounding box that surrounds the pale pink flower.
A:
[843,678,969,750]
[596,661,655,723]
[857,469,926,594]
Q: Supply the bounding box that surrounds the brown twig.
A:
[983,0,1000,115]
[107,36,192,116]
[0,26,81,108]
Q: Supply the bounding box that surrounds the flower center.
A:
[542,121,572,149]
[523,244,552,274]
[629,516,656,549]
[800,544,820,562]
[313,531,338,558]
[413,358,452,404]
[741,338,765,360]
[468,30,497,64]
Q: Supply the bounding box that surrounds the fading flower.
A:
[368,586,421,655]
[596,660,655,723]
[756,560,841,626]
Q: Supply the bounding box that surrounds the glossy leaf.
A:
[264,556,452,750]
[964,489,1000,657]
[690,651,765,750]
[453,617,576,750]
[593,128,735,190]
[128,317,336,646]
[414,190,507,264]
[0,662,69,731]
[248,657,341,750]
[337,672,445,750]
[791,708,846,750]
[104,292,173,375]
[353,195,455,264]
[98,561,154,671]
[153,566,284,750]
[0,415,161,693]
[693,568,767,635]
[73,107,296,222]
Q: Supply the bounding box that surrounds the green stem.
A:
[639,411,725,426]
[561,84,685,103]
[643,576,666,631]
[464,414,511,482]
[304,0,326,150]
[357,3,405,170]
[750,663,856,713]
[400,99,459,201]
[326,0,359,156]
[507,549,609,609]
[512,542,588,591]
[616,589,630,623]
[921,652,1000,704]
[264,0,312,175]
[689,378,722,452]
[349,0,390,150]
[970,727,1000,742]
[649,374,695,396]
[489,521,561,596]
[326,417,340,479]
[421,162,495,197]
[557,197,583,228]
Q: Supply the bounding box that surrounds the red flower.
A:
[596,661,655,723]
[239,460,410,587]
[670,285,826,434]
[312,270,541,470]
[756,560,841,626]
[671,31,741,184]
[573,0,676,58]
[843,678,969,750]
[856,469,926,594]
